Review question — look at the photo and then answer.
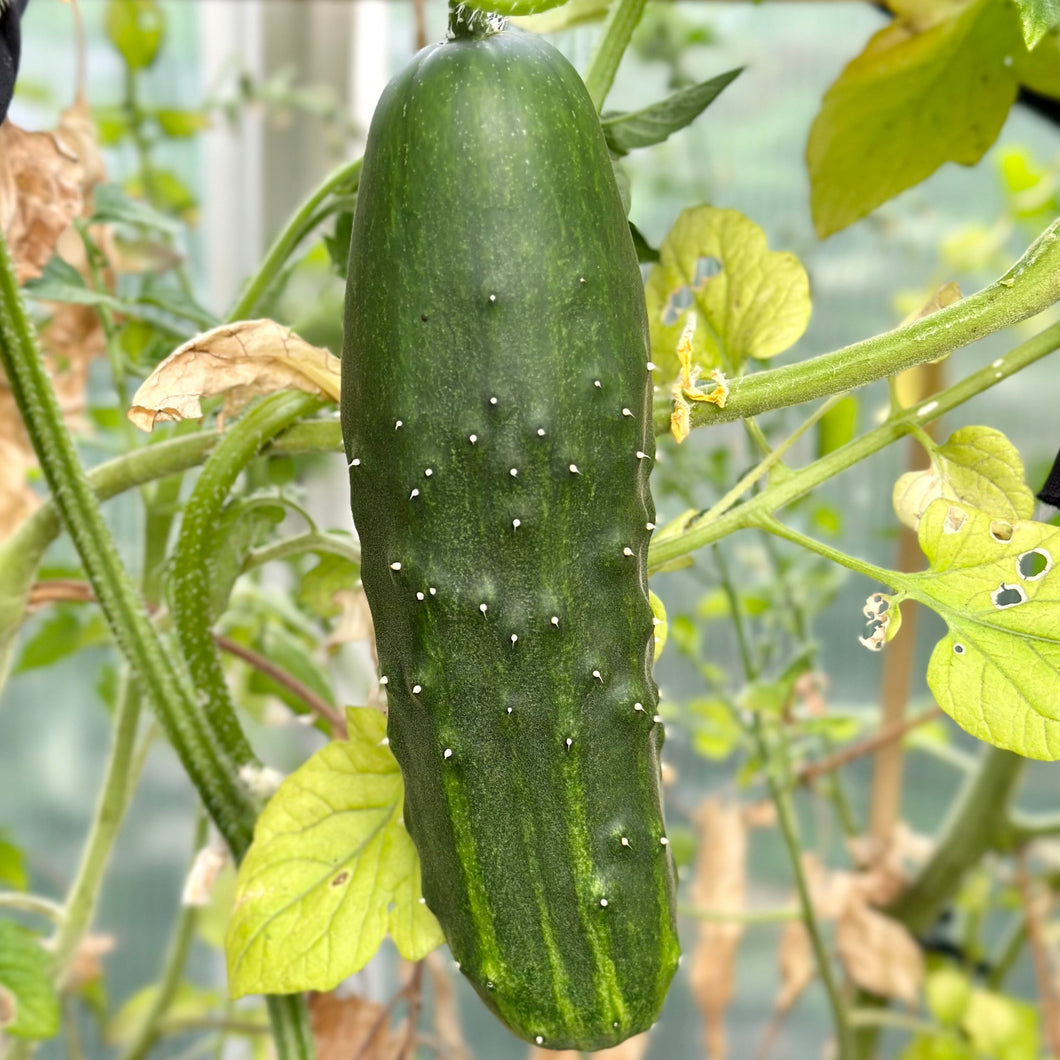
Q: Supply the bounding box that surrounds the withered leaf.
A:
[309,991,403,1060]
[128,319,341,431]
[835,898,923,1005]
[0,120,83,284]
[775,919,815,1014]
[690,798,747,1060]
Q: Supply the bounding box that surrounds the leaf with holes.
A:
[901,499,1060,759]
[225,708,443,997]
[893,426,1036,530]
[0,919,60,1040]
[644,206,810,380]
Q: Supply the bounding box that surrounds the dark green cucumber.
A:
[341,10,678,1051]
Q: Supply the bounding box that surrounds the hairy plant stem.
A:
[649,318,1060,570]
[652,218,1060,433]
[0,229,258,852]
[228,158,361,321]
[168,391,324,771]
[583,0,648,109]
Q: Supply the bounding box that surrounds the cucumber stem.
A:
[447,2,505,40]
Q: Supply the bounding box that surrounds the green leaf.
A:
[601,68,742,155]
[207,497,287,623]
[91,184,181,234]
[225,708,443,996]
[644,205,811,377]
[898,1033,975,1060]
[687,697,743,760]
[244,623,335,716]
[893,426,1036,531]
[962,988,1038,1059]
[925,963,973,1027]
[298,552,360,620]
[1013,0,1060,47]
[1015,29,1060,95]
[0,920,61,1040]
[16,607,110,673]
[648,590,668,661]
[153,108,211,139]
[903,499,1060,759]
[104,0,164,70]
[817,395,858,457]
[807,0,1023,237]
[106,982,226,1045]
[0,833,27,891]
[124,170,197,223]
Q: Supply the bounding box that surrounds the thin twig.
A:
[214,634,346,737]
[399,963,425,1059]
[798,707,944,785]
[1015,848,1060,1057]
[26,580,346,736]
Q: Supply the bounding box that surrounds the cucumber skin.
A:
[341,25,679,1051]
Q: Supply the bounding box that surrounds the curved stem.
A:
[0,893,65,923]
[583,0,648,110]
[0,229,259,856]
[649,319,1060,571]
[654,219,1060,434]
[228,159,361,321]
[244,530,361,571]
[168,391,324,770]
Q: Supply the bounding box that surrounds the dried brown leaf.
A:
[835,898,923,1005]
[425,951,470,1060]
[325,587,374,649]
[128,319,341,431]
[0,121,83,283]
[0,438,40,540]
[800,853,857,921]
[690,798,747,1060]
[775,920,815,1014]
[63,933,117,994]
[309,991,402,1060]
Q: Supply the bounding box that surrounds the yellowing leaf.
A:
[904,500,1060,759]
[225,708,443,997]
[893,426,1036,530]
[835,898,924,1004]
[808,0,1023,236]
[128,319,341,431]
[644,206,810,379]
[1015,29,1060,95]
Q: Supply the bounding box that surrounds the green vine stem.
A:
[49,675,144,988]
[118,818,207,1060]
[649,318,1060,571]
[0,229,259,854]
[228,158,361,321]
[714,548,853,1058]
[583,0,648,110]
[651,218,1060,433]
[168,391,324,770]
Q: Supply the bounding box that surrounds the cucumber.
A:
[341,10,678,1051]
